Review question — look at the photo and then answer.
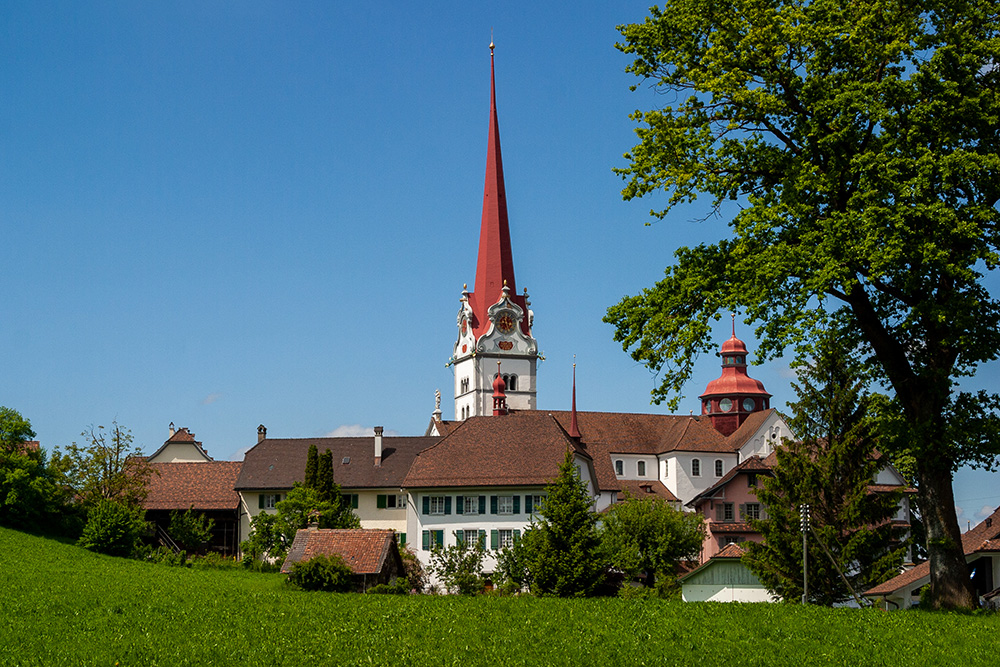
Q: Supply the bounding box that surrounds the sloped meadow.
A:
[2,527,997,665]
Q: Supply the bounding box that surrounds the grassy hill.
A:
[2,526,998,666]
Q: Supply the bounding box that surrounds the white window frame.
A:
[261,493,279,510]
[528,495,544,514]
[461,529,480,548]
[615,460,624,476]
[386,494,406,509]
[692,458,701,477]
[715,459,724,477]
[429,496,446,515]
[498,495,514,515]
[463,496,479,515]
[499,529,514,549]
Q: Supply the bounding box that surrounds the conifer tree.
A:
[530,450,603,597]
[743,325,908,605]
[316,449,334,503]
[304,444,319,489]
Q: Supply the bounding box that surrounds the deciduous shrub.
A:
[287,554,354,592]
[77,500,148,558]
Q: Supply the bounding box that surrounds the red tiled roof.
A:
[866,505,1000,597]
[405,412,589,488]
[616,480,680,503]
[714,542,747,559]
[280,529,398,575]
[236,436,438,491]
[144,461,242,511]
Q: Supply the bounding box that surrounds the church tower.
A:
[699,318,771,436]
[451,44,539,420]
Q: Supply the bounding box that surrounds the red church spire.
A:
[470,42,527,337]
[569,359,581,439]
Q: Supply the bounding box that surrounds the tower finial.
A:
[731,312,736,337]
[490,29,494,54]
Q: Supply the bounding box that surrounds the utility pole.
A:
[800,503,810,605]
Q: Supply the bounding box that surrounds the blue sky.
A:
[3,2,997,527]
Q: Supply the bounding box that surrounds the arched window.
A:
[637,461,646,477]
[715,459,724,477]
[508,374,517,391]
[615,460,623,476]
[692,458,701,477]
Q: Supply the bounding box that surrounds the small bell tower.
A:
[699,316,771,436]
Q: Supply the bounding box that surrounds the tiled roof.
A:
[144,461,242,511]
[146,427,213,462]
[616,480,680,503]
[707,521,757,533]
[725,410,778,451]
[404,412,589,488]
[235,436,437,491]
[865,505,1000,597]
[280,529,398,575]
[687,455,773,507]
[678,542,747,582]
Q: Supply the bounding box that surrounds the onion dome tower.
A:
[699,317,771,436]
[450,42,539,420]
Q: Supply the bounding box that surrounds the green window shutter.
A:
[513,529,521,542]
[490,529,499,550]
[739,503,746,520]
[513,496,521,514]
[525,495,533,514]
[455,529,464,545]
[422,496,430,515]
[422,530,430,551]
[434,530,443,548]
[377,494,387,509]
[399,532,406,546]
[490,496,498,514]
[258,494,264,509]
[715,503,724,521]
[351,494,359,509]
[479,529,486,544]
[479,496,486,514]
[456,496,464,515]
[444,496,452,515]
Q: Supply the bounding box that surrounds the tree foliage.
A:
[53,422,154,509]
[0,406,36,453]
[494,527,537,594]
[600,494,704,588]
[742,328,909,604]
[168,506,215,553]
[429,535,486,595]
[530,451,604,597]
[608,0,1000,608]
[304,444,319,490]
[77,499,148,558]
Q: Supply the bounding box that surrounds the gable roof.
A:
[146,427,213,462]
[235,436,438,491]
[678,542,747,582]
[280,528,399,575]
[144,461,243,511]
[687,455,773,508]
[616,480,680,503]
[865,505,1000,597]
[404,412,589,488]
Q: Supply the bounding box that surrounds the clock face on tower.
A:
[497,313,515,334]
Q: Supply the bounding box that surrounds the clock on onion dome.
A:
[698,319,771,436]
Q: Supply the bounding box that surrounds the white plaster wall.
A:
[669,452,738,505]
[354,490,408,531]
[737,413,793,461]
[875,466,905,485]
[682,585,776,603]
[611,454,659,481]
[148,442,210,463]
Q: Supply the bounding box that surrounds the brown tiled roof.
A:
[616,480,680,503]
[404,412,590,488]
[725,409,778,451]
[687,455,773,508]
[866,505,1000,597]
[235,436,437,491]
[280,529,398,574]
[708,521,758,533]
[428,419,461,437]
[678,542,748,582]
[144,461,242,511]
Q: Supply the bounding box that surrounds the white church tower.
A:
[450,44,539,420]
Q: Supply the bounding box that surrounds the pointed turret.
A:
[569,361,581,439]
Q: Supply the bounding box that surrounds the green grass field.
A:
[2,526,998,666]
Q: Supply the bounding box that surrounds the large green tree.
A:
[0,406,36,453]
[608,0,1000,608]
[742,325,908,604]
[53,422,154,509]
[0,408,73,532]
[600,494,704,589]
[530,451,604,597]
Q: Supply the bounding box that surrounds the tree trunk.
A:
[916,456,978,609]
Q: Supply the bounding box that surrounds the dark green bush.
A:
[287,554,354,592]
[77,500,148,558]
[367,578,410,595]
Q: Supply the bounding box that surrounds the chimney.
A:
[374,426,384,467]
[257,424,267,443]
[168,422,175,438]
